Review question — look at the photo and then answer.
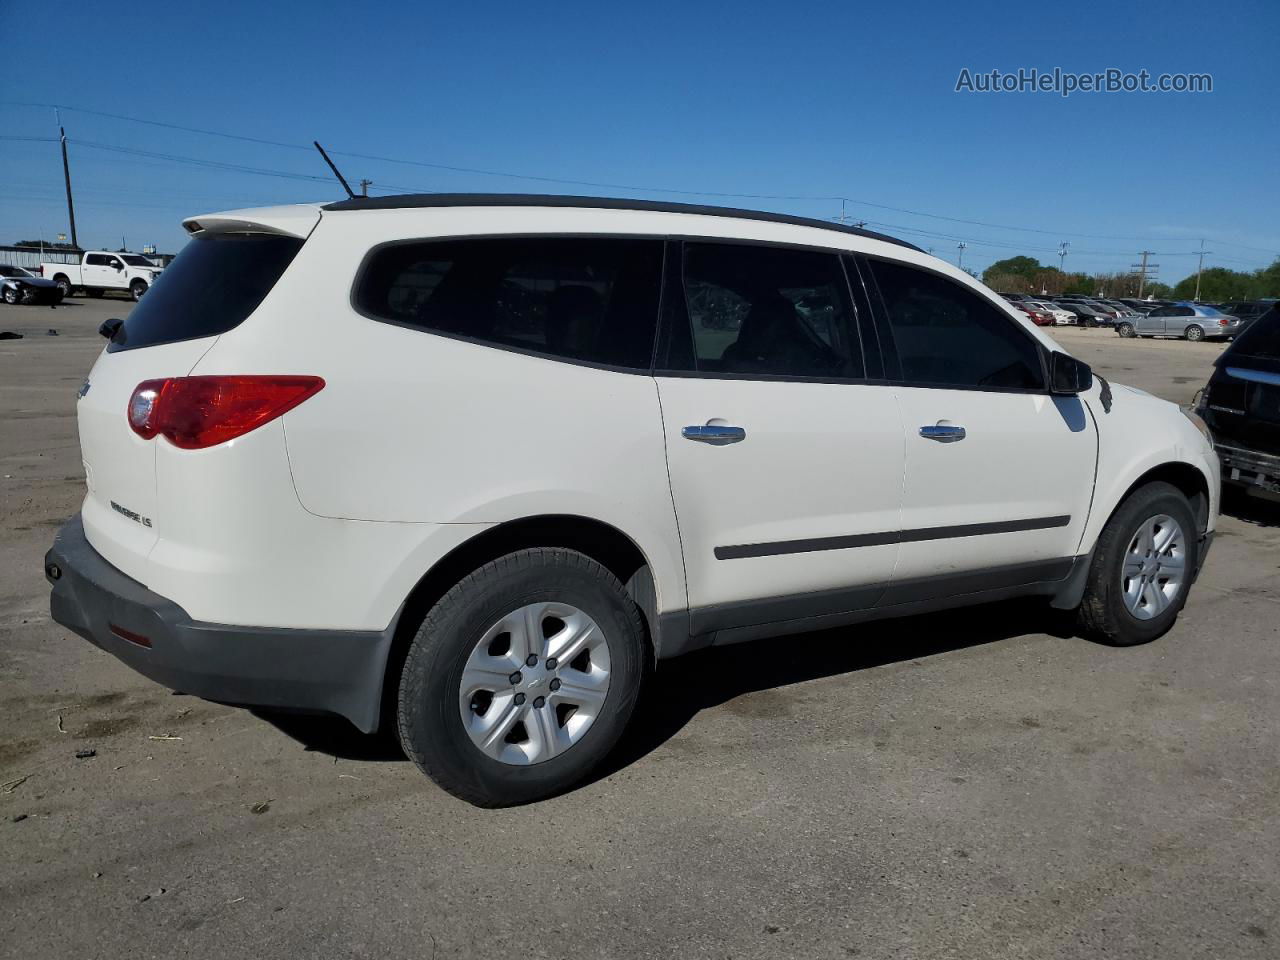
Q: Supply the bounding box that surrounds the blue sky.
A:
[2,0,1276,283]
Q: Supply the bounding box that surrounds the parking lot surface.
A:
[2,300,1277,959]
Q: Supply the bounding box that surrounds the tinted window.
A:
[356,237,663,370]
[1149,307,1171,317]
[870,259,1044,390]
[86,254,111,266]
[109,233,303,353]
[674,242,863,379]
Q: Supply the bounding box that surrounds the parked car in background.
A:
[1217,300,1273,329]
[1026,299,1076,325]
[44,194,1219,806]
[1116,303,1242,341]
[1012,301,1056,326]
[1055,299,1114,327]
[0,264,63,306]
[1118,298,1160,314]
[1196,304,1280,500]
[40,251,164,301]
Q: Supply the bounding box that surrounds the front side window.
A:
[355,237,663,370]
[675,242,863,379]
[869,259,1044,390]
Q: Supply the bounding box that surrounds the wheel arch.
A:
[377,514,662,730]
[1117,461,1211,535]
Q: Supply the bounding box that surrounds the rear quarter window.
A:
[108,233,303,352]
[353,236,664,370]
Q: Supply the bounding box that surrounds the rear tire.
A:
[1185,324,1205,342]
[1077,481,1199,646]
[2,286,17,305]
[396,548,646,807]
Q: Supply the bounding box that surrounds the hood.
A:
[5,275,57,288]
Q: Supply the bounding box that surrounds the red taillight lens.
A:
[1219,318,1228,326]
[128,376,325,449]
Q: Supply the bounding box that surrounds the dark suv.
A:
[1198,304,1280,498]
[1218,300,1273,330]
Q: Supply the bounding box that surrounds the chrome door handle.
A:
[919,424,966,443]
[682,424,746,445]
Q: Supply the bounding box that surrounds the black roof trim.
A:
[320,193,922,252]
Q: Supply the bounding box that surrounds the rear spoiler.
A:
[182,204,322,240]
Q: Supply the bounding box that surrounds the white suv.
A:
[45,195,1219,806]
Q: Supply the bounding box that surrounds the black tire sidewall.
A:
[1082,482,1199,646]
[130,282,147,301]
[397,549,645,806]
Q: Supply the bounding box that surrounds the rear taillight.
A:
[128,376,325,449]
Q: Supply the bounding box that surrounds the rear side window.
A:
[869,259,1044,390]
[673,242,864,379]
[109,233,303,352]
[355,237,664,370]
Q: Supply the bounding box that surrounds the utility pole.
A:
[956,242,967,269]
[56,109,78,250]
[359,179,372,198]
[1193,239,1213,302]
[1057,241,1069,272]
[1131,251,1159,299]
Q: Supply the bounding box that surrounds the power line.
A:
[7,101,1275,254]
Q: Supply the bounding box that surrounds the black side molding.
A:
[715,516,1071,560]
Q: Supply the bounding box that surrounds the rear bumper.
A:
[1217,442,1280,495]
[44,514,393,732]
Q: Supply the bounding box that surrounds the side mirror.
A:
[113,263,123,271]
[1049,351,1093,395]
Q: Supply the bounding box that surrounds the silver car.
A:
[1117,302,1242,341]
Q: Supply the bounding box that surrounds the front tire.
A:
[397,548,646,806]
[1077,482,1199,646]
[53,276,71,298]
[1116,321,1135,338]
[129,280,148,301]
[1185,324,1205,342]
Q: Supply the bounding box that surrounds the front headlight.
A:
[1181,406,1213,447]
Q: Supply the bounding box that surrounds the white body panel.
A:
[891,387,1096,580]
[656,377,904,610]
[70,198,1218,651]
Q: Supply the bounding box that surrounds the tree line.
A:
[982,255,1280,302]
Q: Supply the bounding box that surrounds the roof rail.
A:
[320,193,922,252]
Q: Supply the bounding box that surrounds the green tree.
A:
[982,256,1042,285]
[1171,267,1254,301]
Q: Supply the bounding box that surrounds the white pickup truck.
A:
[41,252,163,301]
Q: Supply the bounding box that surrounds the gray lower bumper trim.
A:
[44,514,393,733]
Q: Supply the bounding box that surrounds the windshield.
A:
[0,266,33,278]
[109,232,303,352]
[120,255,157,267]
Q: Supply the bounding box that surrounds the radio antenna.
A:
[313,141,356,199]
